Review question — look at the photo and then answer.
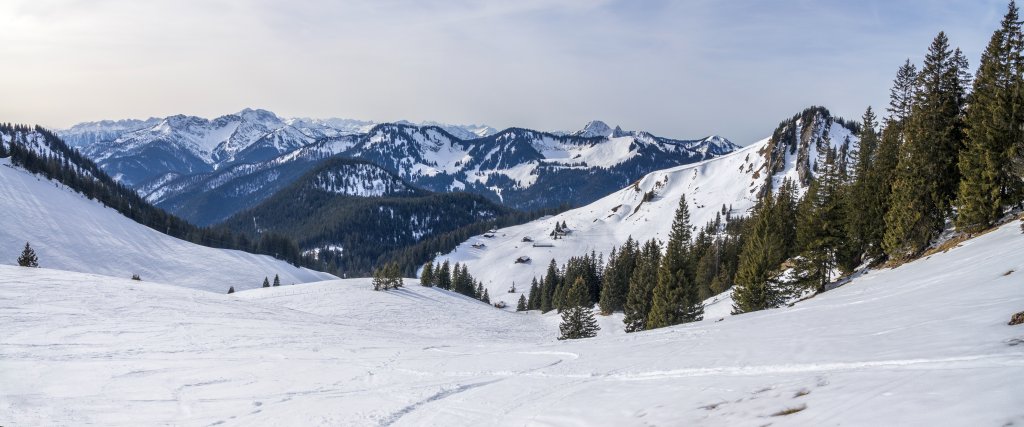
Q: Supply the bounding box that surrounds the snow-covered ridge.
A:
[437,107,858,303]
[0,157,334,291]
[310,161,417,197]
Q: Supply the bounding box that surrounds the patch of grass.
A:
[771,404,807,417]
[1003,270,1015,276]
[794,389,810,398]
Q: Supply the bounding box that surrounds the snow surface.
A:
[0,159,334,292]
[2,220,1022,425]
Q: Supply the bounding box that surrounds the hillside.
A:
[0,157,333,292]
[2,219,1021,425]
[436,107,858,304]
[218,158,511,275]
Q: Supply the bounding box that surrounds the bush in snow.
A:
[131,274,141,281]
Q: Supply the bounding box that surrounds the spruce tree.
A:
[885,32,969,260]
[481,288,490,304]
[623,239,661,332]
[794,146,847,291]
[262,277,270,288]
[958,1,1024,231]
[732,197,786,314]
[599,237,637,314]
[648,195,702,329]
[847,106,884,259]
[558,278,600,340]
[420,261,435,287]
[527,277,540,309]
[273,274,281,287]
[437,261,452,290]
[227,286,235,294]
[541,259,560,312]
[517,294,528,311]
[17,242,38,267]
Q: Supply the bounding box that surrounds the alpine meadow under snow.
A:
[1,220,1022,425]
[5,1,1024,425]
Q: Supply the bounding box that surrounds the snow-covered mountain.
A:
[61,110,500,189]
[0,156,334,291]
[72,111,739,224]
[436,107,858,304]
[2,216,1020,425]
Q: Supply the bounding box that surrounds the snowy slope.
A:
[437,110,856,303]
[0,159,334,292]
[2,220,1022,425]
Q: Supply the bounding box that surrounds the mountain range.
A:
[57,109,738,224]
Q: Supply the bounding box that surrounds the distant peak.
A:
[574,120,614,138]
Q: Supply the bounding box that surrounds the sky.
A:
[0,0,1009,144]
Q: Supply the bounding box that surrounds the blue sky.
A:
[0,0,1008,143]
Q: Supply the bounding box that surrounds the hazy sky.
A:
[0,0,1008,144]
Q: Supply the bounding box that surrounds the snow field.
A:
[2,220,1022,425]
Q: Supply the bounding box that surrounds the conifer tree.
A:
[437,261,452,290]
[794,146,847,291]
[227,286,235,294]
[599,237,637,314]
[475,282,484,299]
[957,1,1024,231]
[420,261,435,287]
[885,32,969,260]
[273,274,281,287]
[558,278,600,340]
[372,266,387,291]
[539,277,552,312]
[541,259,560,312]
[481,288,490,304]
[17,242,38,267]
[847,107,884,258]
[527,277,540,309]
[262,277,270,288]
[623,239,661,332]
[648,195,702,329]
[732,197,786,314]
[517,294,528,311]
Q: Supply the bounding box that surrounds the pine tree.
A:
[273,274,281,287]
[517,294,528,311]
[847,106,884,259]
[17,242,38,267]
[481,288,490,304]
[437,261,452,290]
[648,195,702,329]
[388,262,403,289]
[540,259,560,313]
[623,239,661,332]
[262,277,270,288]
[527,277,541,309]
[227,286,235,294]
[558,278,600,340]
[372,266,387,291]
[793,146,847,291]
[732,197,786,314]
[599,237,637,314]
[885,32,969,260]
[958,1,1024,231]
[475,282,485,299]
[420,261,435,287]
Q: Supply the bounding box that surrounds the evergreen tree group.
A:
[372,262,403,291]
